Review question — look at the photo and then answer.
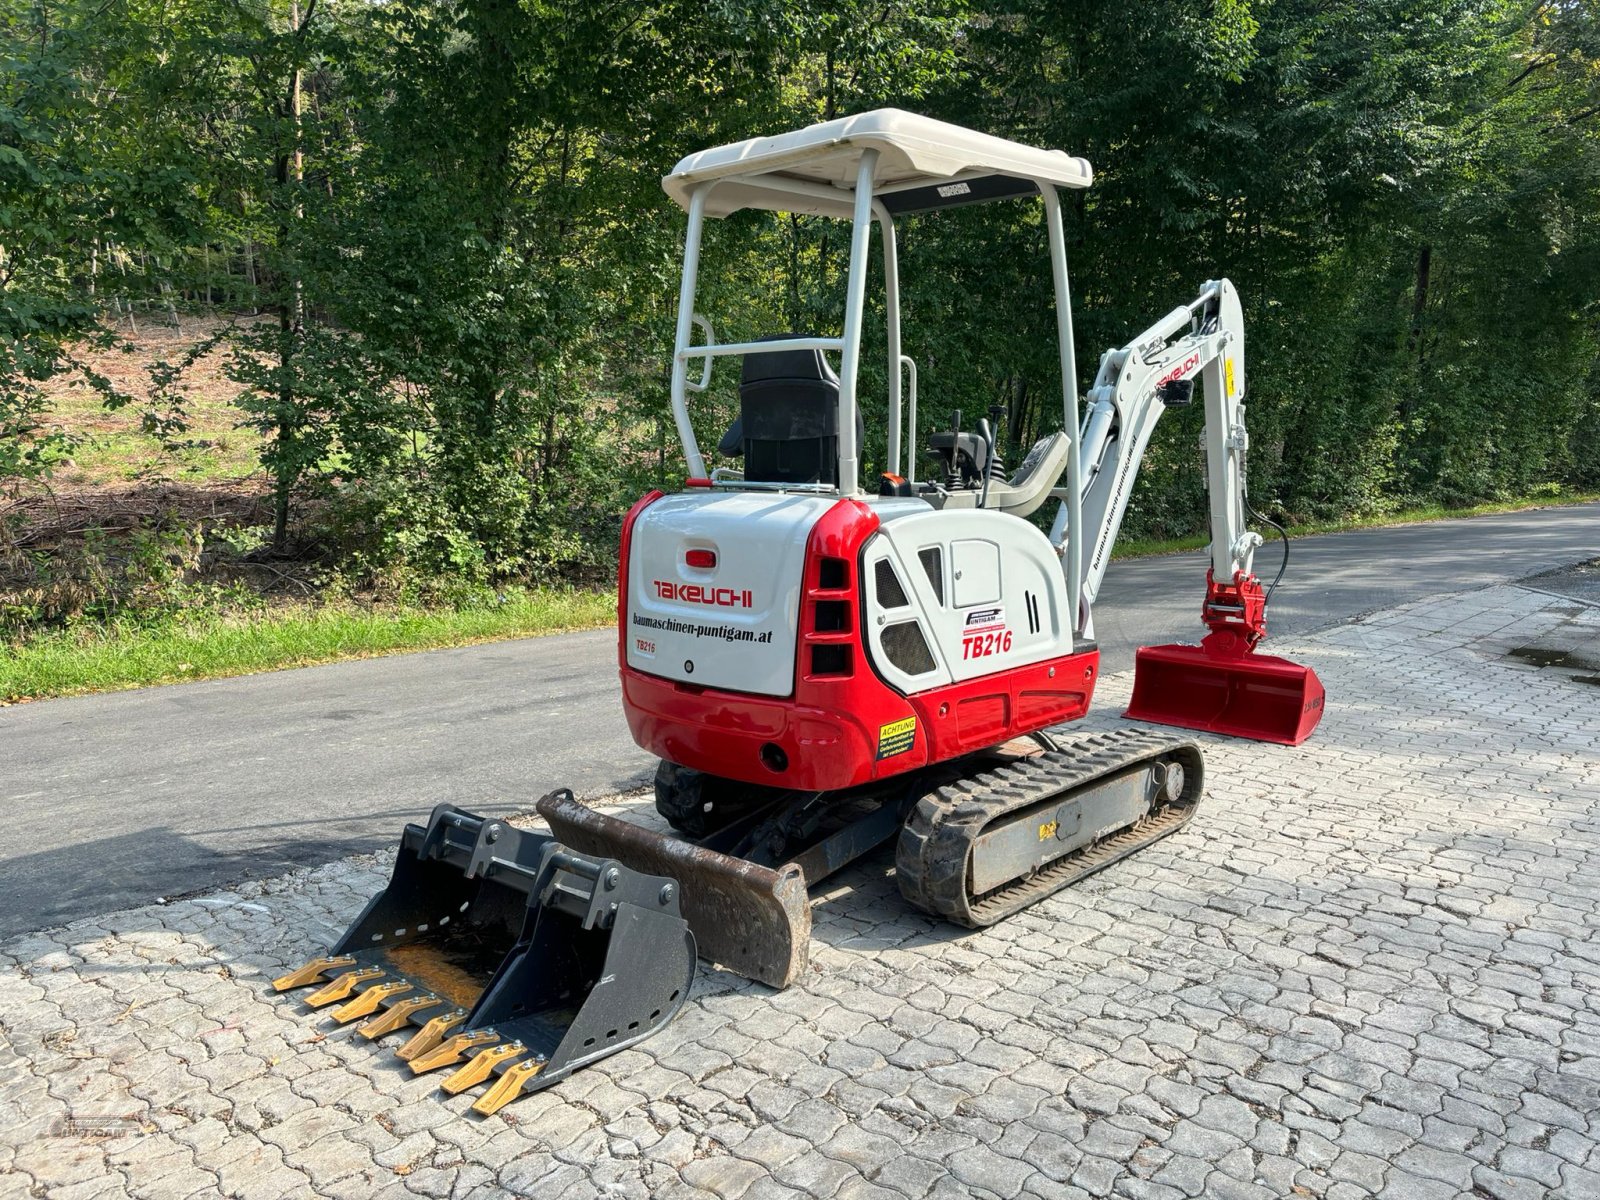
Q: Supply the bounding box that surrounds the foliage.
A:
[1,522,209,636]
[2,0,1597,588]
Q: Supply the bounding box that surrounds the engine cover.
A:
[623,491,831,697]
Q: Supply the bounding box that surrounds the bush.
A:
[1,523,207,639]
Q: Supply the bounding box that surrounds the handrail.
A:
[899,354,919,483]
[677,336,844,361]
[685,314,715,392]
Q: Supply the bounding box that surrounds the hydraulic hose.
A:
[1244,491,1290,608]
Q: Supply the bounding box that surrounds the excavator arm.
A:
[1050,278,1323,745]
[1051,279,1259,635]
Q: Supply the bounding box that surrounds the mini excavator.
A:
[273,111,1324,1115]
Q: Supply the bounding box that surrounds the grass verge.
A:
[7,489,1597,704]
[1113,490,1600,559]
[1,588,616,704]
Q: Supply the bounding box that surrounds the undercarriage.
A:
[544,728,1204,988]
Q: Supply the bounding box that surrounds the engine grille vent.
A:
[875,559,910,609]
[883,621,936,675]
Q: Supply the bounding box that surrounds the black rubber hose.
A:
[1244,491,1290,608]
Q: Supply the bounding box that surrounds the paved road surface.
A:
[8,583,1599,1198]
[2,502,1594,936]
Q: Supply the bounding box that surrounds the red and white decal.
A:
[964,605,1006,630]
[962,628,1014,660]
[962,605,1011,659]
[652,581,754,608]
[1157,352,1200,385]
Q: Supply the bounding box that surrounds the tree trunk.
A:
[1407,243,1431,362]
[272,1,307,550]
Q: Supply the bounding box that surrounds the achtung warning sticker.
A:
[877,716,917,759]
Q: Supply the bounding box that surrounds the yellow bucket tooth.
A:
[471,1058,546,1116]
[408,1029,498,1074]
[396,1010,467,1062]
[272,955,357,992]
[303,966,384,1008]
[358,995,442,1040]
[440,1042,524,1095]
[328,980,413,1024]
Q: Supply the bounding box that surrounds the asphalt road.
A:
[3,502,1595,937]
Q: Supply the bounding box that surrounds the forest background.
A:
[3,0,1598,696]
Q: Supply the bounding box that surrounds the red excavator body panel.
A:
[619,493,1099,790]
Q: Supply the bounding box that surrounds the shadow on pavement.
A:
[0,801,529,942]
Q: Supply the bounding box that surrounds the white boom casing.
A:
[1055,279,1259,637]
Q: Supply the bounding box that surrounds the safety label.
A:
[877,716,917,759]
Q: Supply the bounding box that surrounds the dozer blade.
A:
[270,796,695,1115]
[1126,642,1324,746]
[538,790,811,990]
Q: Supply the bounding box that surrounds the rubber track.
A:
[895,728,1205,927]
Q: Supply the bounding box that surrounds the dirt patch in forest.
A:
[28,317,269,489]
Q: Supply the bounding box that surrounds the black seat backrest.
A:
[733,337,850,486]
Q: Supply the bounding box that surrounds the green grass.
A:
[0,588,616,704]
[1112,489,1600,559]
[7,487,1597,705]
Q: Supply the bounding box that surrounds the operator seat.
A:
[717,337,863,486]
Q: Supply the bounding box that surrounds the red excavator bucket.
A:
[1125,638,1325,746]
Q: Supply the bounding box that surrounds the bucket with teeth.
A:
[273,795,696,1115]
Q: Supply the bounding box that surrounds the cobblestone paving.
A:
[3,584,1598,1200]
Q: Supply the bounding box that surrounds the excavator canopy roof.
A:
[662,109,1094,220]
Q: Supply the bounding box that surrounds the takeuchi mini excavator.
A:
[273,111,1324,1116]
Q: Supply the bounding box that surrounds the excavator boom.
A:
[1062,279,1323,742]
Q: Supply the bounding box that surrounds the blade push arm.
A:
[1049,279,1260,638]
